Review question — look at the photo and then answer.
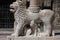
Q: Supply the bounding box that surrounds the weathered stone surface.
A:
[7,36,60,40]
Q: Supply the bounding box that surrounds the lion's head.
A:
[10,0,24,12]
[10,1,23,13]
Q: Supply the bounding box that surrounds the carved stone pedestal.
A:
[7,36,60,40]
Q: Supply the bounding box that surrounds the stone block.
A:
[7,36,60,40]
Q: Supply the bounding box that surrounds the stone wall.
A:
[53,0,60,29]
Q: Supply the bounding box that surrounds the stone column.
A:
[29,0,40,13]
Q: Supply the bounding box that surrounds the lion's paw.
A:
[11,33,19,37]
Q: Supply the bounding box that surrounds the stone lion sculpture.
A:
[10,0,54,37]
[10,1,26,36]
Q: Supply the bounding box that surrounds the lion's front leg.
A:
[11,21,17,36]
[11,19,25,37]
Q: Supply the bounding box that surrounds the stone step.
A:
[7,36,60,40]
[0,28,13,35]
[54,29,60,33]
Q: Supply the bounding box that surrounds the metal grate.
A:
[0,0,16,28]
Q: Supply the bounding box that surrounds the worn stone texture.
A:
[7,36,60,40]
